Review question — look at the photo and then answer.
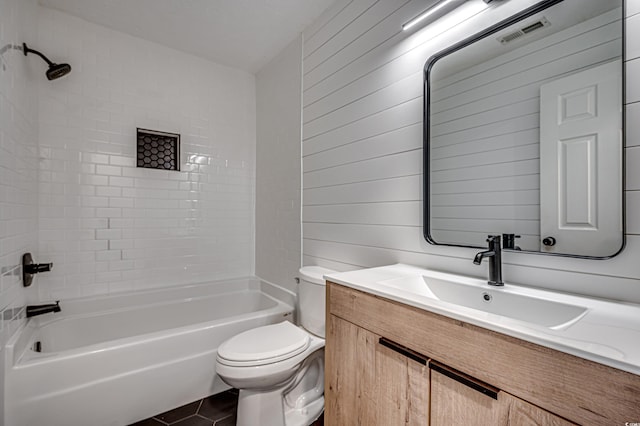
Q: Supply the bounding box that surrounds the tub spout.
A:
[26,301,61,318]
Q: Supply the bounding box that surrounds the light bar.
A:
[402,0,468,31]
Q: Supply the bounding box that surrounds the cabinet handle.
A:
[378,338,428,365]
[430,361,499,400]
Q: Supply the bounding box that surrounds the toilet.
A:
[215,266,335,426]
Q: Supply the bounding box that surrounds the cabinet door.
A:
[375,339,430,425]
[325,314,377,425]
[431,366,507,426]
[431,364,576,426]
[325,315,430,425]
[503,393,576,426]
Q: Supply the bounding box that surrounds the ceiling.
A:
[38,0,337,73]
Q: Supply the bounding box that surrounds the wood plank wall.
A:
[301,0,640,303]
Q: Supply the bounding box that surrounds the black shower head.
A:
[46,62,72,80]
[23,43,71,81]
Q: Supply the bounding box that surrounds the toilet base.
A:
[236,391,324,426]
[235,349,324,426]
[284,397,323,426]
[237,388,285,426]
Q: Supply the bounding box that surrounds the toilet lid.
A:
[217,321,310,364]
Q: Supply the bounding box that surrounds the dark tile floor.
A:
[130,389,324,426]
[130,389,238,426]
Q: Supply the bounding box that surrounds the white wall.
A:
[36,7,256,300]
[0,0,39,421]
[301,0,640,303]
[255,37,303,293]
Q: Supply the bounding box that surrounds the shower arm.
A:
[23,43,55,66]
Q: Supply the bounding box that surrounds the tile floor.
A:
[130,389,324,426]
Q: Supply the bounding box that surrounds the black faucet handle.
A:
[486,235,501,248]
[22,253,54,287]
[28,263,53,273]
[502,234,521,250]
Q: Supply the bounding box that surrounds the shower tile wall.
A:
[35,7,257,300]
[0,0,38,348]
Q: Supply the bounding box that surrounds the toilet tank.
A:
[298,266,336,338]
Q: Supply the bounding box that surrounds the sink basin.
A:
[379,274,588,329]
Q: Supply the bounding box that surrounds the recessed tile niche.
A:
[136,128,180,171]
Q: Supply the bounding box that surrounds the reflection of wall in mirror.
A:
[429,8,621,251]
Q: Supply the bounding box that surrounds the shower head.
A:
[46,63,72,80]
[23,43,71,80]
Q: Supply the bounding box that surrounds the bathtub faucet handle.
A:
[22,252,53,287]
[26,262,53,274]
[26,301,61,318]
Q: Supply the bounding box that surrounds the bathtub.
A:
[3,277,293,426]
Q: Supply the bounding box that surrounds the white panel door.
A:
[539,60,622,256]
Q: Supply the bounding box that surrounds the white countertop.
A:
[325,264,640,376]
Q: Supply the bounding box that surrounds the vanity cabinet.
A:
[325,282,640,425]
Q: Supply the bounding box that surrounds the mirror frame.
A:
[423,0,626,258]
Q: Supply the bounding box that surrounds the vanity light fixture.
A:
[402,0,468,31]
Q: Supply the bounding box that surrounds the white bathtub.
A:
[3,277,293,426]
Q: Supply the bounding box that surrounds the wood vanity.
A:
[325,281,640,425]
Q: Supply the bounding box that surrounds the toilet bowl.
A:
[215,266,335,426]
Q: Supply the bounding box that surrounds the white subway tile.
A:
[96,229,122,240]
[81,153,110,164]
[109,155,136,167]
[96,208,122,218]
[108,176,134,187]
[96,164,122,176]
[109,197,135,208]
[82,196,109,207]
[95,250,122,262]
[96,186,122,197]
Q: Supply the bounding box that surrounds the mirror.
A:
[424,0,623,258]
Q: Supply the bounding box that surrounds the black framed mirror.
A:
[424,0,624,258]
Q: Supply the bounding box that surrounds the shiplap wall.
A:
[429,8,621,250]
[301,0,640,303]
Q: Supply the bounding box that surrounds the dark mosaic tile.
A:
[129,418,167,426]
[198,390,238,421]
[213,414,236,426]
[171,414,213,426]
[155,400,202,424]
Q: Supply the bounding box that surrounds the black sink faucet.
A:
[26,301,61,318]
[473,235,504,286]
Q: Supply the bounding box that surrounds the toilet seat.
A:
[217,322,310,367]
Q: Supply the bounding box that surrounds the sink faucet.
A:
[26,301,61,318]
[473,235,504,286]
